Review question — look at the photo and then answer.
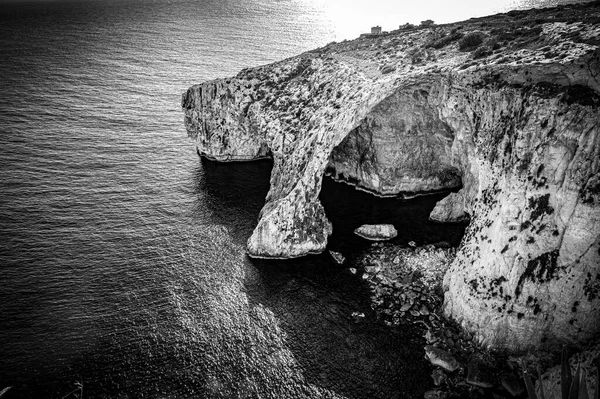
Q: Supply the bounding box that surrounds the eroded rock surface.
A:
[325,90,461,196]
[183,3,600,351]
[354,224,398,241]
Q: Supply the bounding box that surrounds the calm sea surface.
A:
[0,0,581,397]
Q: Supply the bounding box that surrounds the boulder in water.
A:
[354,224,397,241]
[328,250,345,265]
[425,345,460,372]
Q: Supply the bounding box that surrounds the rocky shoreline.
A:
[184,0,600,355]
[346,242,597,399]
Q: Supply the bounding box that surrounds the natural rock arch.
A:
[182,13,600,351]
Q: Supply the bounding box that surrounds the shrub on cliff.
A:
[459,31,487,51]
[426,31,464,49]
[472,45,491,59]
[407,47,434,64]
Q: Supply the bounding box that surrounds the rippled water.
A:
[0,0,572,397]
[0,1,430,397]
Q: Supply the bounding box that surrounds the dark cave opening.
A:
[318,175,467,258]
[197,154,467,263]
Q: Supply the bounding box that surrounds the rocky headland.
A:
[182,1,600,357]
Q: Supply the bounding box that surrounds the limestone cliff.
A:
[183,3,600,351]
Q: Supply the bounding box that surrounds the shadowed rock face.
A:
[326,89,461,197]
[183,3,600,351]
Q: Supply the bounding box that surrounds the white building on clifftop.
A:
[360,26,383,38]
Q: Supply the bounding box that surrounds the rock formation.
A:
[183,3,600,351]
[354,224,398,241]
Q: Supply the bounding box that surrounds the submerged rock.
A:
[424,389,448,399]
[364,264,382,273]
[354,224,398,241]
[432,369,447,386]
[425,345,460,372]
[466,353,495,388]
[500,373,524,397]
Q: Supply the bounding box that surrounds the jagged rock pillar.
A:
[245,138,334,258]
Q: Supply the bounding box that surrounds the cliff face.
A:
[183,3,600,351]
[434,71,600,351]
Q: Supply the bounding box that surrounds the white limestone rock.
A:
[354,224,398,241]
